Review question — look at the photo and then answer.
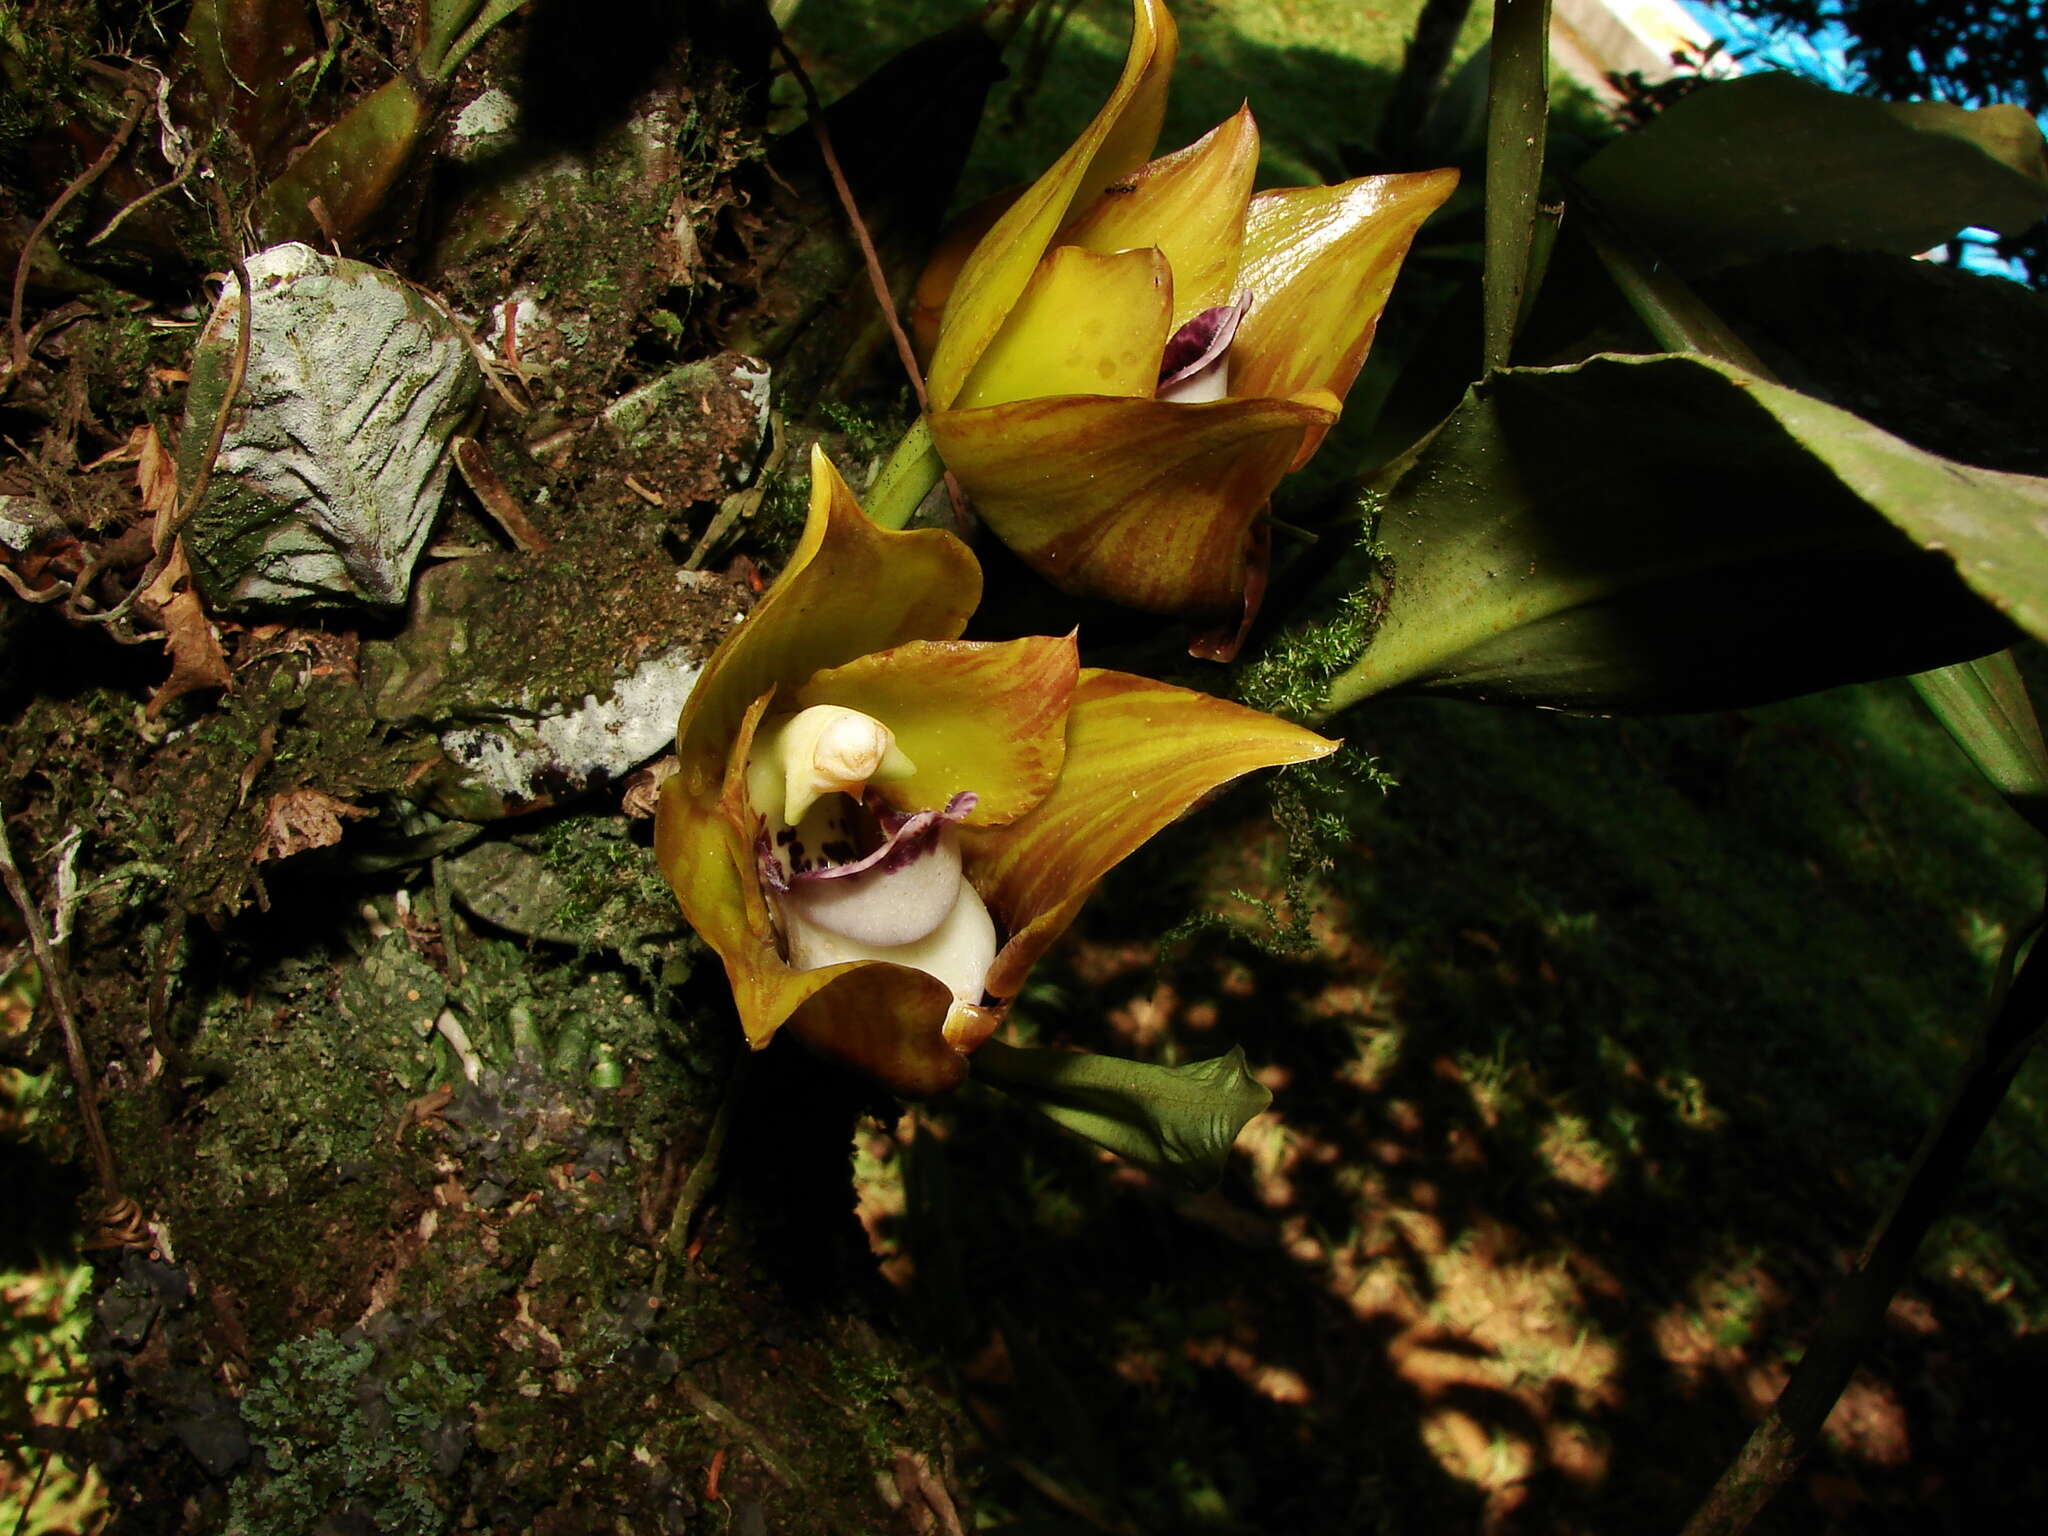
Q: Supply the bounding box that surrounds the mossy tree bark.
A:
[3,5,972,1531]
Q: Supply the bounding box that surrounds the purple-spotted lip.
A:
[1158,289,1253,391]
[756,791,978,894]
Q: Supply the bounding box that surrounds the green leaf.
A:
[970,1039,1272,1191]
[1321,352,2035,715]
[1578,74,2048,275]
[1482,0,1552,372]
[254,74,431,248]
[178,0,322,172]
[420,0,528,81]
[1909,653,2048,839]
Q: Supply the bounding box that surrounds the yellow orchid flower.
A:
[916,0,1456,634]
[654,446,1337,1097]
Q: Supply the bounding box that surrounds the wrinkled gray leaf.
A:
[443,834,689,953]
[180,243,482,613]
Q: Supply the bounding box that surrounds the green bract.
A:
[654,447,1336,1097]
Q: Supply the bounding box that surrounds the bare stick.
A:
[655,1048,753,1287]
[0,818,121,1196]
[772,35,929,411]
[7,84,149,385]
[1680,917,2048,1535]
[74,172,251,629]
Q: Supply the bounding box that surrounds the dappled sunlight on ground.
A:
[849,682,2048,1532]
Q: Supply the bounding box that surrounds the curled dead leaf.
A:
[255,787,372,863]
[137,538,230,718]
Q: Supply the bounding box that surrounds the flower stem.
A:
[865,416,946,530]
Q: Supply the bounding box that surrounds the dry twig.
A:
[6,80,150,387]
[0,818,122,1197]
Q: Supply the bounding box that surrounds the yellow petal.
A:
[962,669,1338,997]
[781,961,973,1098]
[795,634,1079,827]
[912,187,1019,366]
[926,0,1178,409]
[1059,105,1261,329]
[953,245,1172,410]
[673,446,981,802]
[657,697,818,1049]
[1231,167,1459,468]
[929,394,1334,615]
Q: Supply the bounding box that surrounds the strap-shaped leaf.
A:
[1322,353,2036,715]
[1910,654,2048,839]
[970,1040,1272,1191]
[1578,74,2048,275]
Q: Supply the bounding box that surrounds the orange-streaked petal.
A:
[912,186,1020,366]
[929,393,1333,615]
[926,0,1177,410]
[963,668,1339,997]
[953,246,1172,410]
[673,446,981,799]
[1231,167,1459,468]
[1060,105,1261,329]
[794,634,1078,827]
[782,962,974,1098]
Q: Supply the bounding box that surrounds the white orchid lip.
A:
[1156,288,1253,404]
[745,706,997,1010]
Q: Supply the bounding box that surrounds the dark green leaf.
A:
[1323,353,2037,714]
[1578,74,2048,274]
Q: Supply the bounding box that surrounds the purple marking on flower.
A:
[755,827,790,894]
[793,791,979,884]
[1158,289,1253,391]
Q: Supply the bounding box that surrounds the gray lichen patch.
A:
[180,244,483,614]
[437,643,704,805]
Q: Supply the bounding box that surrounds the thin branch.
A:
[6,82,150,387]
[655,1048,752,1287]
[1680,908,2048,1535]
[74,172,251,630]
[771,34,928,412]
[0,817,121,1196]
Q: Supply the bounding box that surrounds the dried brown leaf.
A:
[137,537,230,717]
[254,787,371,863]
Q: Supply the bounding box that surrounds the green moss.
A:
[229,1329,482,1536]
[1235,500,1388,727]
